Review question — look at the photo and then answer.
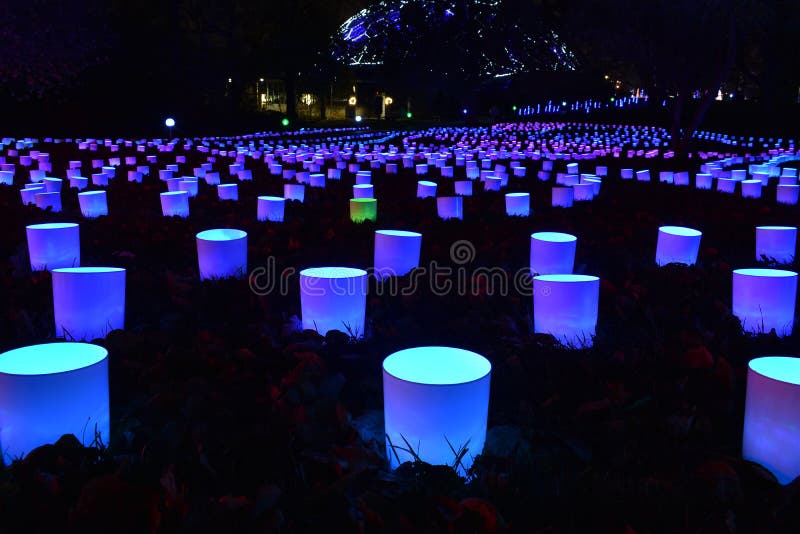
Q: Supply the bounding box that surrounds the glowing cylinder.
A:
[530,232,576,275]
[417,181,437,199]
[310,173,326,188]
[300,267,367,337]
[284,183,305,202]
[26,223,80,271]
[552,187,574,208]
[52,267,125,340]
[78,191,108,218]
[374,230,422,280]
[455,181,472,196]
[756,226,797,264]
[353,184,374,199]
[44,177,62,192]
[416,164,428,175]
[732,268,797,336]
[160,191,190,217]
[382,347,491,474]
[742,179,762,198]
[742,357,800,485]
[217,183,239,201]
[0,343,110,463]
[655,226,702,266]
[257,196,285,222]
[355,171,371,185]
[636,170,650,182]
[621,168,633,179]
[505,192,530,216]
[573,183,594,201]
[696,173,713,189]
[717,177,737,194]
[0,171,13,185]
[533,274,599,348]
[166,177,182,192]
[35,192,62,212]
[196,229,248,280]
[437,196,463,220]
[674,171,690,186]
[777,185,799,205]
[178,179,198,197]
[350,198,377,223]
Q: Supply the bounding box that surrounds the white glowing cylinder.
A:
[696,173,713,189]
[257,196,285,222]
[196,229,248,280]
[742,357,800,485]
[437,196,463,220]
[78,191,108,218]
[52,267,125,340]
[533,274,599,348]
[26,223,80,271]
[300,267,368,337]
[0,343,110,463]
[417,181,437,198]
[284,183,305,202]
[35,192,62,212]
[505,192,530,216]
[455,181,473,196]
[530,232,576,275]
[655,226,702,266]
[756,226,797,264]
[383,347,491,474]
[374,230,422,280]
[552,187,574,208]
[160,191,189,217]
[777,185,799,205]
[732,268,797,336]
[353,184,374,199]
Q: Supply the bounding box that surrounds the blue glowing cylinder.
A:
[374,230,422,280]
[78,191,108,218]
[52,267,126,340]
[417,180,437,199]
[35,191,62,212]
[217,183,239,201]
[777,184,799,205]
[530,232,576,275]
[732,268,797,336]
[383,346,491,474]
[26,222,80,271]
[756,226,797,263]
[743,357,800,484]
[551,187,574,208]
[505,192,530,216]
[533,274,599,348]
[437,196,463,220]
[353,184,374,199]
[0,343,110,463]
[160,191,190,217]
[655,226,702,266]
[257,196,285,222]
[454,180,473,196]
[300,267,367,337]
[196,229,248,280]
[284,183,305,202]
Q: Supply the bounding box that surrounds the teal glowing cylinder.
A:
[350,198,377,222]
[417,180,437,198]
[533,274,600,348]
[284,183,305,202]
[374,230,422,280]
[258,196,285,222]
[26,223,80,271]
[382,347,491,474]
[160,191,189,217]
[52,268,126,340]
[505,192,530,216]
[756,226,797,263]
[218,183,238,201]
[552,187,574,207]
[196,229,248,280]
[78,191,108,218]
[300,267,368,337]
[35,191,62,212]
[455,181,473,196]
[777,185,799,205]
[0,343,109,463]
[353,184,374,199]
[742,357,800,485]
[732,269,797,336]
[656,226,702,266]
[437,196,463,220]
[530,232,576,275]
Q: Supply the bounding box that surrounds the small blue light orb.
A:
[165,117,175,128]
[355,115,363,122]
[462,108,468,115]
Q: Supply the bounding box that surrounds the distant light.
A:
[512,105,517,111]
[227,78,232,83]
[462,108,468,115]
[604,75,609,80]
[384,96,393,106]
[561,101,567,106]
[281,118,289,127]
[406,112,412,119]
[355,115,363,122]
[348,96,357,106]
[610,97,615,102]
[259,78,264,82]
[165,118,175,128]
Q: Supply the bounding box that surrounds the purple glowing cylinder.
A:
[696,173,713,189]
[374,230,422,280]
[217,183,239,201]
[437,196,463,220]
[160,191,190,217]
[52,267,125,340]
[417,180,437,198]
[284,183,305,202]
[732,268,797,336]
[533,274,600,348]
[573,183,594,201]
[257,196,285,222]
[505,192,530,216]
[196,229,248,280]
[353,184,374,199]
[0,343,109,463]
[78,191,108,218]
[674,171,690,186]
[742,179,762,199]
[455,180,473,196]
[756,226,797,264]
[383,347,491,474]
[743,357,800,484]
[636,170,650,182]
[300,267,368,337]
[26,223,80,271]
[655,226,702,266]
[35,191,62,212]
[415,164,428,176]
[777,185,799,205]
[551,187,574,208]
[620,168,633,180]
[530,232,576,275]
[717,178,737,194]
